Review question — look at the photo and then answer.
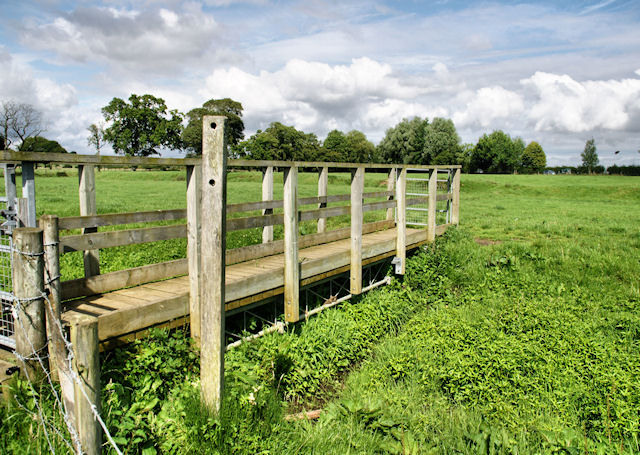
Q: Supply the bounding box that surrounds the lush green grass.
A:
[2,171,639,454]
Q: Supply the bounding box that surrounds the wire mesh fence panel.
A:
[406,170,430,226]
[0,206,16,348]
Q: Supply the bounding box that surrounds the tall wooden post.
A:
[386,167,396,221]
[200,115,227,412]
[283,165,299,322]
[317,166,328,233]
[70,316,101,455]
[427,168,438,242]
[20,162,36,227]
[186,165,202,345]
[12,227,46,380]
[41,214,78,440]
[262,166,274,243]
[451,168,461,225]
[395,168,407,275]
[350,167,364,294]
[78,165,100,277]
[4,164,16,213]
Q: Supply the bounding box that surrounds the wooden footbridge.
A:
[1,116,460,454]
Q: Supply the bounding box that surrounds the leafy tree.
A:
[182,98,244,155]
[377,117,429,164]
[239,122,320,162]
[521,141,546,173]
[18,136,67,154]
[581,138,599,174]
[0,100,45,149]
[87,122,105,155]
[102,94,183,156]
[457,143,474,173]
[471,130,522,174]
[422,117,461,165]
[345,130,377,163]
[322,130,349,162]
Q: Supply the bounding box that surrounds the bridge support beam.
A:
[283,165,300,322]
[350,167,364,294]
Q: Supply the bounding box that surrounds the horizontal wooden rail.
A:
[61,224,187,253]
[59,209,188,230]
[228,159,461,170]
[0,150,200,166]
[62,259,189,300]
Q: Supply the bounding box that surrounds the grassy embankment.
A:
[1,171,639,454]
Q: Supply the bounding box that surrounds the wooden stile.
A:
[186,165,202,345]
[350,167,364,294]
[283,166,300,322]
[78,164,100,277]
[200,115,227,412]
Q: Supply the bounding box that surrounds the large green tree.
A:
[521,141,546,173]
[19,136,67,154]
[581,138,599,174]
[239,122,320,162]
[102,94,183,156]
[182,98,244,155]
[322,130,349,162]
[377,117,429,164]
[422,117,461,165]
[471,130,523,173]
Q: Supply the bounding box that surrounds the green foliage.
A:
[102,94,183,156]
[322,129,378,163]
[239,122,321,161]
[322,129,348,161]
[471,130,523,174]
[377,117,429,164]
[521,141,546,173]
[423,117,461,165]
[181,98,244,156]
[18,136,67,153]
[581,138,599,173]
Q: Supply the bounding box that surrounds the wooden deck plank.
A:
[62,226,438,343]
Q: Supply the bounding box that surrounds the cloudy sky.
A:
[1,0,639,166]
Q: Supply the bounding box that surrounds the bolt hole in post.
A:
[210,122,217,129]
[209,179,216,187]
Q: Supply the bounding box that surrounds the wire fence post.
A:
[12,227,47,380]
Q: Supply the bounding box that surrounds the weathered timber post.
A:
[17,197,29,227]
[317,166,328,233]
[395,168,407,275]
[451,168,461,225]
[40,215,63,381]
[78,164,100,277]
[12,227,46,380]
[4,164,17,213]
[350,167,364,295]
[70,316,101,455]
[386,167,396,221]
[20,162,36,227]
[283,165,300,322]
[186,165,202,345]
[427,168,438,242]
[262,166,274,243]
[200,115,227,412]
[41,214,79,443]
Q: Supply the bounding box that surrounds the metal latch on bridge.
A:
[391,256,403,275]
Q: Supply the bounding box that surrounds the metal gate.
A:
[405,168,453,227]
[0,164,17,348]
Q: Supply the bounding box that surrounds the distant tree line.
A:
[6,94,638,176]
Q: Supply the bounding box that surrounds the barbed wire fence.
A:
[6,228,123,455]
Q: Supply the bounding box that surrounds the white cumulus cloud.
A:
[452,86,525,129]
[522,71,640,133]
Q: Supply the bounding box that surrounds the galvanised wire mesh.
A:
[405,169,453,227]
[0,225,15,348]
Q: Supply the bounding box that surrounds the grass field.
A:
[1,170,639,454]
